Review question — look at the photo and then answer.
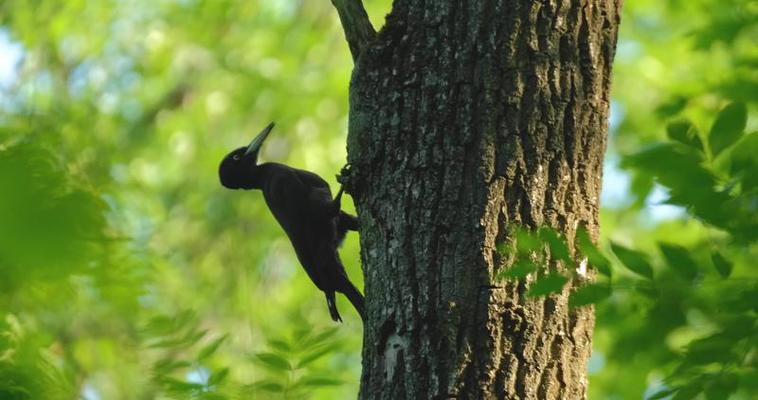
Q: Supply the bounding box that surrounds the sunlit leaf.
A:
[683,333,736,365]
[671,383,702,400]
[298,375,343,387]
[610,243,654,279]
[496,242,513,257]
[626,144,714,191]
[658,243,698,281]
[666,119,703,151]
[569,284,612,308]
[711,252,732,278]
[186,330,209,346]
[160,377,204,394]
[648,388,676,400]
[143,316,175,336]
[721,315,755,339]
[300,328,338,349]
[538,227,571,261]
[527,273,569,297]
[267,338,291,353]
[576,226,612,277]
[153,359,191,375]
[251,352,291,371]
[728,132,758,190]
[709,102,747,156]
[704,373,738,400]
[198,334,229,361]
[656,96,688,118]
[246,380,285,393]
[199,393,228,400]
[497,260,537,279]
[207,368,229,386]
[515,228,542,254]
[630,171,655,206]
[296,345,338,369]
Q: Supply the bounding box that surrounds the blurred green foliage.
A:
[591,0,757,398]
[0,0,755,399]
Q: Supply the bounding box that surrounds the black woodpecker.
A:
[219,122,364,322]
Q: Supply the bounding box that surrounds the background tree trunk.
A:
[340,1,621,398]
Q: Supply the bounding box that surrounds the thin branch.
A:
[330,0,376,60]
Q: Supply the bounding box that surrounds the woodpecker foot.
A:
[333,185,345,211]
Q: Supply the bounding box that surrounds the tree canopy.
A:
[0,0,755,399]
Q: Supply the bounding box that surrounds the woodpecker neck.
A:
[239,163,269,190]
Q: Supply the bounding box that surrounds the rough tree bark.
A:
[331,1,621,398]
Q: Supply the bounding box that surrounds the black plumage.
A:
[219,122,364,322]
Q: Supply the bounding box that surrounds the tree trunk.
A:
[334,0,621,398]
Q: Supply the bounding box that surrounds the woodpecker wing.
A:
[290,168,339,219]
[265,167,364,321]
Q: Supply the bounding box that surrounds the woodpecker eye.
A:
[233,154,240,160]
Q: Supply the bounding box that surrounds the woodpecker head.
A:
[218,122,275,189]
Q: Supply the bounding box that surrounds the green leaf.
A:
[667,119,703,151]
[704,374,738,400]
[672,383,701,400]
[296,345,337,369]
[300,327,338,348]
[729,132,758,167]
[153,359,192,375]
[626,144,714,190]
[207,367,229,386]
[198,334,228,360]
[684,333,736,365]
[496,242,513,256]
[569,284,612,308]
[527,273,569,297]
[610,242,654,279]
[624,143,729,226]
[267,338,291,353]
[630,171,655,206]
[658,243,698,281]
[251,352,291,371]
[648,388,676,400]
[143,316,176,336]
[247,380,285,393]
[728,132,758,190]
[711,252,732,278]
[576,226,612,277]
[656,96,688,118]
[709,102,747,156]
[538,227,571,261]
[149,328,206,349]
[199,394,228,400]
[147,338,185,349]
[161,377,204,394]
[515,228,541,254]
[298,375,343,387]
[497,260,537,279]
[721,315,755,338]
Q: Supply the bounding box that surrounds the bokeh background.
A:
[0,1,755,399]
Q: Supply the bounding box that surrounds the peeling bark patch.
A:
[383,332,409,382]
[576,257,588,277]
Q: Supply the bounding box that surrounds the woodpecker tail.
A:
[324,291,342,323]
[340,282,366,322]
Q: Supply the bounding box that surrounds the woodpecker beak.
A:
[244,122,275,161]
